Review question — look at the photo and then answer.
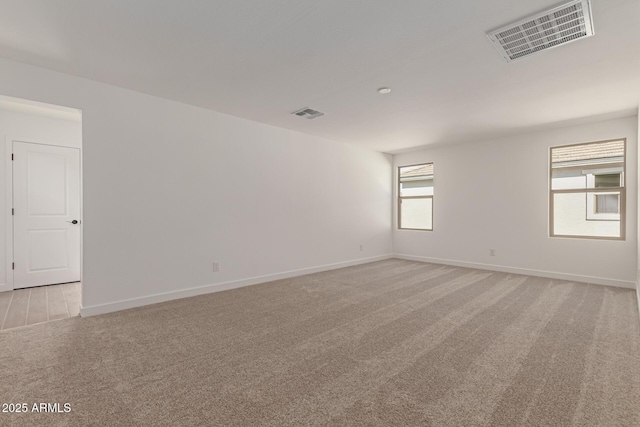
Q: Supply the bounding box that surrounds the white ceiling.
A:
[0,0,637,153]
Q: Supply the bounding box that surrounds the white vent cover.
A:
[292,107,325,120]
[487,0,594,62]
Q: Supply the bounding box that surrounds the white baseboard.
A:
[80,254,394,317]
[0,283,11,293]
[394,254,636,290]
[80,252,635,318]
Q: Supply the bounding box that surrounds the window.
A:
[594,194,619,214]
[594,173,621,188]
[550,139,625,239]
[398,163,433,230]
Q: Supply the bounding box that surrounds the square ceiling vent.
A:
[292,107,325,120]
[487,0,594,62]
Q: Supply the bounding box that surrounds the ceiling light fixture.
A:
[378,87,391,94]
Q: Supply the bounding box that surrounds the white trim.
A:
[80,254,394,317]
[4,138,13,290]
[394,254,636,289]
[0,283,12,293]
[80,252,636,318]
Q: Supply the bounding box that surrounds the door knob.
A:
[67,220,79,224]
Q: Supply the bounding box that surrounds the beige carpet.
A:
[1,259,639,426]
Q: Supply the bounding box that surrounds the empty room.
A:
[0,1,639,426]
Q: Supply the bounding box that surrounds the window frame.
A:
[398,162,433,231]
[549,138,626,240]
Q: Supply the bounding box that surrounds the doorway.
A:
[1,95,82,327]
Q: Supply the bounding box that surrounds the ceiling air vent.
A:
[487,0,594,62]
[292,107,325,120]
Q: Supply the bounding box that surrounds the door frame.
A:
[4,136,83,292]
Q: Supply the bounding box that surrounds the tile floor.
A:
[0,282,81,330]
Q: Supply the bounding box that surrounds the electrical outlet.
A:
[490,249,496,256]
[212,261,220,272]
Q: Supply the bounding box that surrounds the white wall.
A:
[0,107,81,290]
[394,116,638,288]
[0,57,392,314]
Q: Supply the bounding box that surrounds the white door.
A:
[13,141,81,288]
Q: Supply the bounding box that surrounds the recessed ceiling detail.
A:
[487,0,594,62]
[292,107,325,120]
